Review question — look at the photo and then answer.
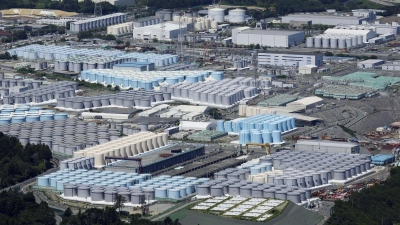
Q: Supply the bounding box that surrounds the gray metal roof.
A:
[296,140,358,147]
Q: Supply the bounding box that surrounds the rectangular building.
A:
[132,22,187,40]
[357,59,385,69]
[258,51,323,67]
[36,19,73,27]
[232,28,305,47]
[282,14,368,26]
[382,63,400,71]
[286,96,323,110]
[295,140,360,154]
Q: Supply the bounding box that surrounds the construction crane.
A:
[104,156,142,173]
[245,142,271,155]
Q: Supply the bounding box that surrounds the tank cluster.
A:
[60,157,95,170]
[0,78,41,98]
[36,170,210,204]
[3,81,78,105]
[0,106,68,124]
[118,52,179,67]
[57,89,172,110]
[307,34,364,49]
[7,44,125,61]
[195,150,372,203]
[81,70,220,90]
[217,114,296,144]
[0,118,123,155]
[73,132,168,168]
[55,56,133,73]
[70,13,127,32]
[163,76,257,106]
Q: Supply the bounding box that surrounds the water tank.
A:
[251,187,264,198]
[287,192,301,203]
[352,36,358,46]
[314,37,322,48]
[275,190,288,200]
[77,185,90,198]
[357,35,363,44]
[197,184,210,196]
[91,189,104,201]
[333,170,346,180]
[263,189,275,198]
[168,189,181,199]
[272,130,282,143]
[239,186,252,198]
[306,37,314,48]
[229,9,246,23]
[322,37,330,48]
[64,185,77,197]
[208,8,225,23]
[345,38,352,48]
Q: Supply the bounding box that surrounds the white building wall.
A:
[258,52,323,67]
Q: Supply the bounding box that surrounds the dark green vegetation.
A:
[0,190,56,225]
[0,133,52,188]
[338,125,356,137]
[0,0,122,15]
[61,207,181,225]
[77,31,116,41]
[0,52,18,60]
[327,167,400,225]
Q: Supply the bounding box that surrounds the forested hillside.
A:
[0,190,56,225]
[0,0,121,15]
[326,167,400,225]
[0,133,53,188]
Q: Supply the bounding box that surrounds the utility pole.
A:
[94,0,102,17]
[160,11,166,54]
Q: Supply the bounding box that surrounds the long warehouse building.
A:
[282,13,370,26]
[232,27,305,47]
[295,140,360,154]
[132,22,187,40]
[258,51,323,67]
[70,13,127,32]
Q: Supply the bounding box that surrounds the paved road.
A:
[150,200,202,222]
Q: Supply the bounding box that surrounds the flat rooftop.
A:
[285,14,365,20]
[241,29,303,35]
[296,140,358,147]
[259,51,321,56]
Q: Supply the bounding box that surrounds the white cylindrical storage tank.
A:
[357,35,363,44]
[338,38,345,49]
[314,36,322,48]
[352,36,358,46]
[306,37,313,48]
[330,38,338,49]
[208,8,225,23]
[228,9,246,23]
[211,21,218,29]
[345,38,352,48]
[322,37,329,48]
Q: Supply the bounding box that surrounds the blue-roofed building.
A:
[371,154,394,165]
[113,62,155,71]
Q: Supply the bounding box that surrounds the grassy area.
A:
[339,124,357,137]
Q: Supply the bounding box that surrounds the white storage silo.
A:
[352,36,358,46]
[357,35,363,44]
[211,21,218,29]
[330,37,338,49]
[314,37,322,48]
[338,38,345,49]
[208,8,225,23]
[306,37,313,48]
[322,37,330,48]
[229,9,246,23]
[345,38,352,48]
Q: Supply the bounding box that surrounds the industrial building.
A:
[73,131,168,168]
[334,22,400,35]
[36,19,73,27]
[69,13,127,32]
[298,65,318,74]
[357,59,385,69]
[132,22,187,40]
[232,27,305,47]
[179,121,216,131]
[258,51,323,67]
[107,22,133,36]
[381,61,400,71]
[286,96,323,110]
[295,140,360,154]
[282,13,370,26]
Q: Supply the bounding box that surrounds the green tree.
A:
[116,39,123,45]
[64,207,72,218]
[77,31,93,40]
[152,38,158,43]
[125,41,130,47]
[255,44,260,49]
[113,195,126,214]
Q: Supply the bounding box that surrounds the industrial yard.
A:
[1,3,400,225]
